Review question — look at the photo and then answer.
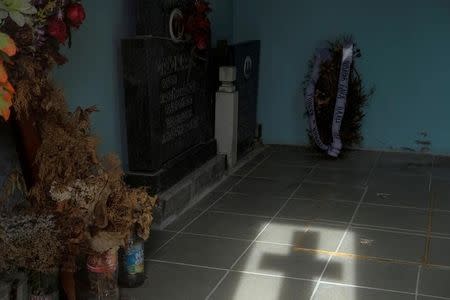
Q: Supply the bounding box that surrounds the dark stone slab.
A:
[227,41,261,159]
[134,154,227,226]
[122,37,214,172]
[136,0,192,37]
[126,139,217,194]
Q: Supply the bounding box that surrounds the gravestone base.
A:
[126,139,217,194]
[151,153,227,226]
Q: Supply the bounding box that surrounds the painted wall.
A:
[233,0,450,154]
[54,0,136,168]
[210,0,234,45]
[0,124,21,212]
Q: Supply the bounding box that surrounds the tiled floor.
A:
[122,146,450,300]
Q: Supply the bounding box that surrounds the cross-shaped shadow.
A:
[259,229,342,299]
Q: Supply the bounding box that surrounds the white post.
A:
[215,66,239,169]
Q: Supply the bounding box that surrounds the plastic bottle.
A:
[119,235,146,288]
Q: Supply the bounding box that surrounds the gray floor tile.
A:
[183,211,270,240]
[267,151,320,165]
[257,218,346,251]
[232,242,329,280]
[369,172,429,187]
[429,237,450,266]
[313,283,415,300]
[294,182,365,202]
[212,176,243,193]
[192,192,224,210]
[433,156,450,168]
[248,161,312,181]
[251,148,274,162]
[210,272,315,300]
[433,156,450,179]
[364,175,430,208]
[316,150,379,169]
[431,178,450,211]
[144,230,176,258]
[431,210,450,236]
[417,296,443,300]
[211,193,286,217]
[368,172,430,188]
[322,256,419,293]
[307,168,370,186]
[339,227,426,262]
[165,208,204,231]
[233,161,258,176]
[131,149,450,299]
[419,266,450,299]
[121,261,225,300]
[154,234,250,269]
[353,204,428,232]
[267,144,319,154]
[376,152,432,175]
[278,198,358,223]
[231,177,300,197]
[432,168,450,180]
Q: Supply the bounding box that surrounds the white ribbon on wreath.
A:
[304,43,354,157]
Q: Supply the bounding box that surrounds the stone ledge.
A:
[152,154,227,226]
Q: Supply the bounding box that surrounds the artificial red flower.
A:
[66,2,86,28]
[195,0,211,14]
[193,15,210,31]
[194,34,208,50]
[185,15,210,34]
[47,16,68,44]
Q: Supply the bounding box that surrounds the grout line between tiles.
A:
[147,258,442,299]
[418,294,450,300]
[309,153,381,299]
[429,156,435,193]
[205,209,273,219]
[351,223,428,235]
[148,150,450,299]
[319,280,417,297]
[204,166,318,299]
[415,265,422,300]
[228,189,436,212]
[149,230,450,270]
[149,152,273,258]
[349,224,429,237]
[364,152,383,186]
[309,186,369,300]
[149,259,228,272]
[156,209,450,240]
[423,192,436,265]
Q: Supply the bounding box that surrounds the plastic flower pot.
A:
[86,249,119,300]
[29,271,59,300]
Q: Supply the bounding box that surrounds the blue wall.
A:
[210,0,234,45]
[55,0,135,166]
[56,0,234,169]
[233,0,450,153]
[56,0,450,155]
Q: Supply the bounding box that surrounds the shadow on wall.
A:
[53,0,136,169]
[0,124,22,212]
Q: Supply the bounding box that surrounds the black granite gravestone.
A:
[122,37,214,170]
[136,0,191,37]
[122,37,216,192]
[227,41,261,158]
[121,0,218,193]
